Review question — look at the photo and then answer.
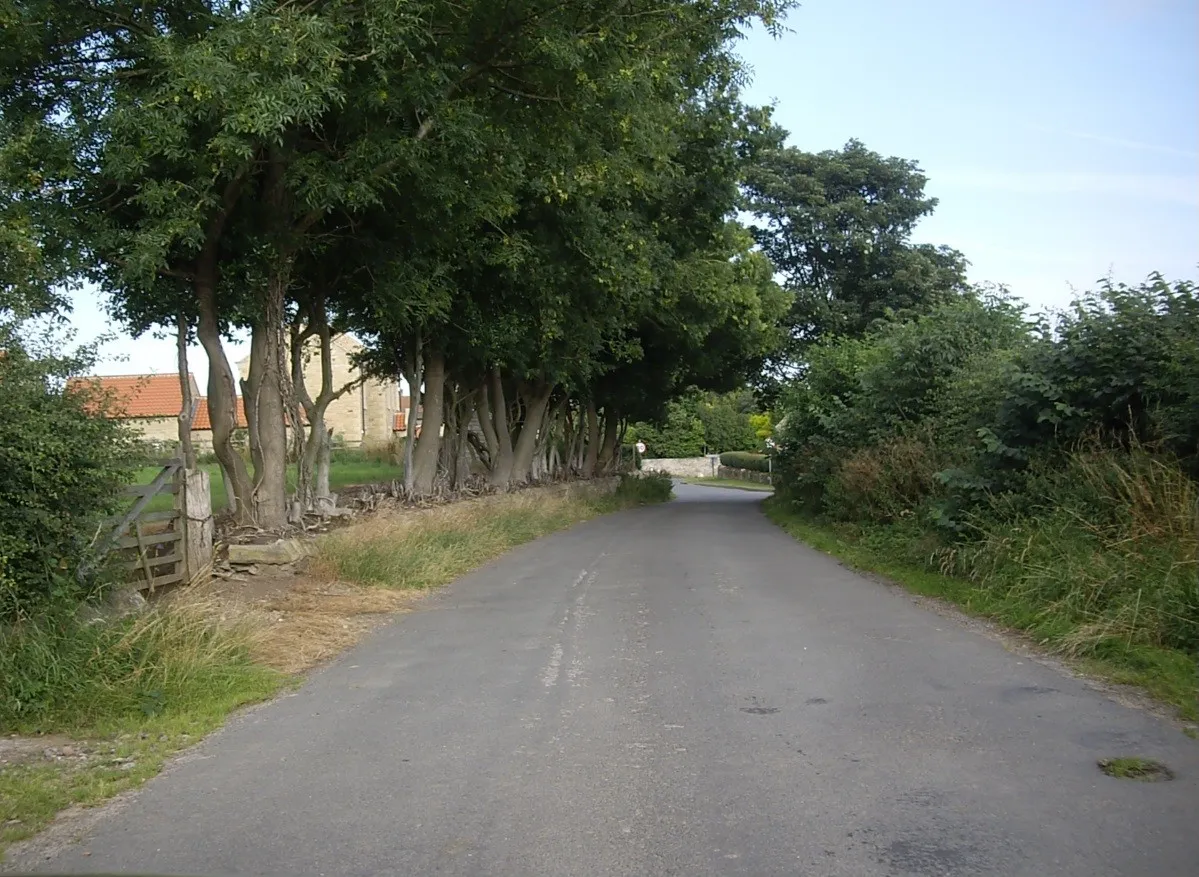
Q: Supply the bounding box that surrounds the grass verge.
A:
[314,476,665,589]
[1,600,284,854]
[684,478,773,492]
[763,497,1199,722]
[2,478,662,859]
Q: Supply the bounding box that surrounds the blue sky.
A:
[738,0,1198,311]
[71,0,1198,381]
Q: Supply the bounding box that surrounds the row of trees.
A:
[1,0,794,529]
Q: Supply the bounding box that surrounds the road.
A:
[37,483,1199,876]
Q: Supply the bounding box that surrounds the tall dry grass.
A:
[824,432,952,523]
[312,487,614,590]
[943,445,1199,657]
[0,594,280,733]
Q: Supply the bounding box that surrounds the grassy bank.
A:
[683,478,774,492]
[316,475,671,588]
[1,476,665,857]
[763,496,1199,722]
[0,601,283,853]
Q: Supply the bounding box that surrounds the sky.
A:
[68,0,1199,387]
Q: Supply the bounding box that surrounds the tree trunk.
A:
[481,369,516,488]
[402,339,422,496]
[245,270,291,529]
[597,409,621,474]
[582,400,600,478]
[411,348,446,495]
[291,310,358,513]
[290,324,314,511]
[439,382,457,486]
[562,406,576,474]
[453,390,476,490]
[510,382,554,486]
[315,427,332,501]
[195,269,252,520]
[176,314,197,470]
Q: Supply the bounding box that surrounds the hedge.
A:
[719,452,770,472]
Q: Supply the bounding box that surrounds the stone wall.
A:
[640,456,720,479]
[717,465,773,485]
[128,416,181,443]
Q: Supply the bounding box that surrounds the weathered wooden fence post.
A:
[178,468,214,583]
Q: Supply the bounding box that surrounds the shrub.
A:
[614,472,674,504]
[984,276,1199,476]
[719,452,770,472]
[697,393,758,453]
[0,331,137,620]
[823,434,949,523]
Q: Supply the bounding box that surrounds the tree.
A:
[697,391,759,453]
[743,136,968,395]
[633,402,706,459]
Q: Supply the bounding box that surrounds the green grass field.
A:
[131,456,406,513]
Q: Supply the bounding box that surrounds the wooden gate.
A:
[101,459,187,591]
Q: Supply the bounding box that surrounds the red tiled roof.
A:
[192,397,249,430]
[67,374,192,419]
[393,411,407,432]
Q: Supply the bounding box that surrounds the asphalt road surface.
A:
[35,483,1199,876]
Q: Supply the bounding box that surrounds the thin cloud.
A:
[932,170,1199,207]
[1046,126,1198,160]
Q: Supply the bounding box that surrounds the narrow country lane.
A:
[31,484,1199,876]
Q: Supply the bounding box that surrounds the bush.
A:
[984,276,1199,477]
[823,433,950,523]
[719,451,770,472]
[697,392,759,453]
[630,401,705,458]
[614,472,674,504]
[0,331,138,620]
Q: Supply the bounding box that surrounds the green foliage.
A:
[743,136,967,395]
[719,452,770,472]
[943,445,1199,656]
[615,473,675,505]
[984,275,1199,476]
[772,292,1031,515]
[632,401,707,458]
[0,328,137,620]
[770,273,1199,699]
[697,391,759,453]
[2,0,797,515]
[0,606,280,732]
[749,412,773,441]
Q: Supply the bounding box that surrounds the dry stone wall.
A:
[640,457,720,479]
